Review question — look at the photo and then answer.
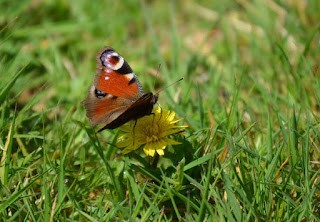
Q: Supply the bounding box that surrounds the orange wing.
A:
[82,86,135,127]
[93,46,144,99]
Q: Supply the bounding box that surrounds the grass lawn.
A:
[0,0,320,221]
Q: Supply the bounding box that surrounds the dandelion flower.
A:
[116,106,186,156]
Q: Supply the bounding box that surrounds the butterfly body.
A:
[82,47,158,132]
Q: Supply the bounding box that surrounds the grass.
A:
[0,0,320,221]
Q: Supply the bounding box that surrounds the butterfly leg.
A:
[132,120,138,145]
[148,113,156,134]
[158,105,163,120]
[150,105,162,131]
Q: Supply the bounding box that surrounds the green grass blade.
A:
[0,108,15,185]
[0,171,47,213]
[0,63,28,104]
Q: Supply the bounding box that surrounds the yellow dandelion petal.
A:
[143,139,167,156]
[121,142,142,154]
[122,149,132,155]
[122,147,137,155]
[154,106,161,113]
[156,149,164,156]
[154,138,167,150]
[164,137,181,145]
[166,111,176,122]
[116,138,132,148]
[160,128,185,138]
[117,133,130,140]
[159,108,169,116]
[135,118,148,127]
[169,118,183,124]
[119,124,133,132]
[144,143,156,156]
[171,124,188,129]
[160,124,186,133]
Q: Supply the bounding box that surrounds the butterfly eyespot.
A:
[111,55,120,62]
[95,89,107,99]
[100,50,124,70]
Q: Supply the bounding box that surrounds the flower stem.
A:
[150,153,159,169]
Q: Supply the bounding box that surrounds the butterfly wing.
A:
[97,92,159,131]
[82,85,133,127]
[82,47,145,127]
[94,46,144,99]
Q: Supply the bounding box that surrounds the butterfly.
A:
[82,46,159,132]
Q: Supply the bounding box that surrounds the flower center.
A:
[145,124,161,143]
[146,135,159,143]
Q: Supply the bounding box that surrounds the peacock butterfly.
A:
[82,46,158,132]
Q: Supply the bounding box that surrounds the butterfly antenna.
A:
[152,64,161,91]
[157,77,184,94]
[156,64,161,84]
[156,64,161,76]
